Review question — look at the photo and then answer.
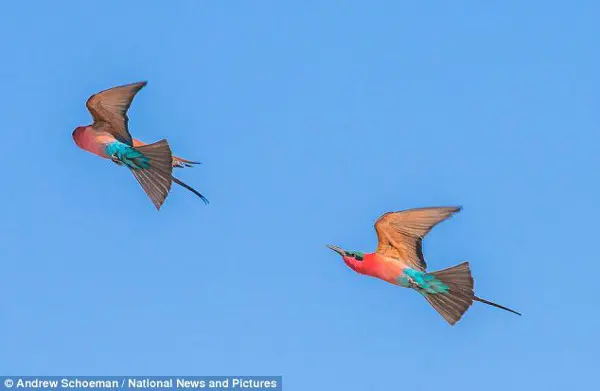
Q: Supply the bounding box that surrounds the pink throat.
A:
[73,126,111,158]
[343,253,402,284]
[343,255,366,274]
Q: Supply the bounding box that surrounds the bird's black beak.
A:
[326,245,345,256]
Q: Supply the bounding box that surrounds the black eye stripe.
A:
[344,252,364,261]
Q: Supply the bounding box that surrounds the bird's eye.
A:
[345,252,363,261]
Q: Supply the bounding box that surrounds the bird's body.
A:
[342,252,404,285]
[72,81,208,209]
[72,128,118,159]
[327,206,521,325]
[343,252,453,294]
[73,128,149,169]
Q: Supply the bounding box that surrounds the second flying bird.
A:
[72,81,208,209]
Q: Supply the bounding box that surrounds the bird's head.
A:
[72,126,87,147]
[326,245,365,262]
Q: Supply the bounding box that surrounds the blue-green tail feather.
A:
[398,268,449,295]
[106,142,150,170]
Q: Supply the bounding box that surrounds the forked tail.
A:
[473,296,521,316]
[423,262,475,325]
[173,156,201,168]
[424,262,521,325]
[172,176,209,204]
[130,139,174,210]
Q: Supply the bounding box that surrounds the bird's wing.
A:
[374,206,462,271]
[86,81,147,146]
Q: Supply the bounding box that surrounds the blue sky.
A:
[1,1,598,390]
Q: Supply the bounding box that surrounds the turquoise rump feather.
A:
[398,268,449,295]
[105,142,150,170]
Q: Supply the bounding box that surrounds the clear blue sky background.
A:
[1,1,598,390]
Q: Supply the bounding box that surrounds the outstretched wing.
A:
[374,206,462,271]
[86,81,147,146]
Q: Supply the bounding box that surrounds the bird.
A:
[326,206,521,325]
[72,81,209,209]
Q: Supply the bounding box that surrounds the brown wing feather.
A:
[374,206,462,271]
[129,139,174,210]
[86,81,147,145]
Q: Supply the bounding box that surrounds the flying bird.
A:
[72,81,209,209]
[327,206,521,325]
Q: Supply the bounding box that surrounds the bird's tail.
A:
[173,156,201,168]
[421,262,475,325]
[473,296,522,316]
[172,176,209,204]
[423,262,522,325]
[130,139,174,210]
